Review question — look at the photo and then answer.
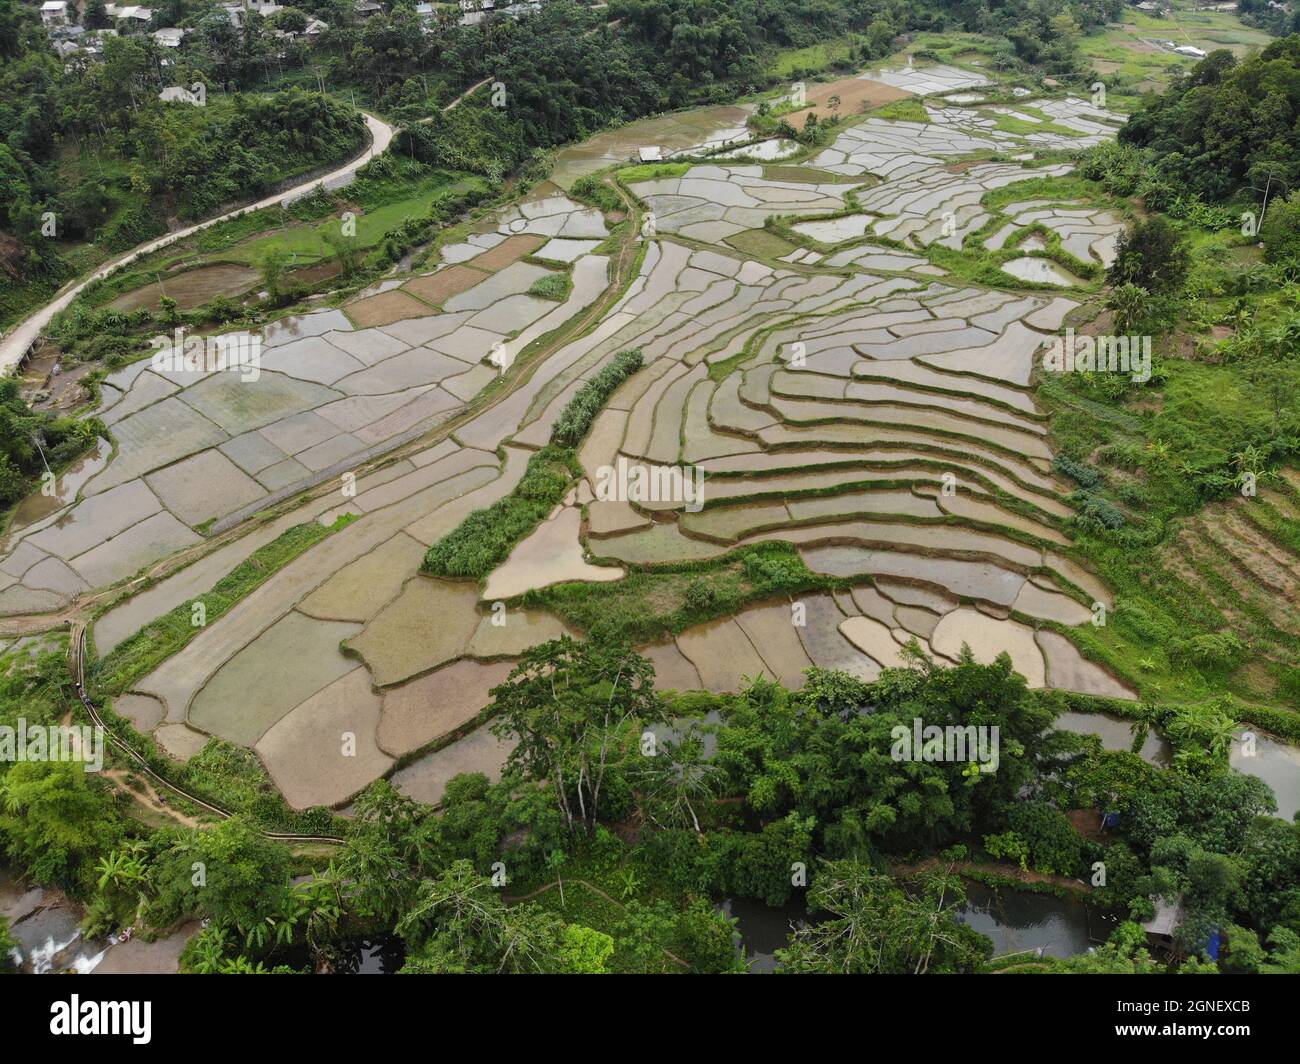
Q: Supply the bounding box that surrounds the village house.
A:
[220,1,280,28]
[41,1,70,26]
[106,4,155,24]
[159,84,201,104]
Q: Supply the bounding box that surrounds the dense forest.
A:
[1,0,1119,300]
[3,636,1296,973]
[1118,36,1300,203]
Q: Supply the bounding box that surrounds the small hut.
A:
[1141,896,1184,952]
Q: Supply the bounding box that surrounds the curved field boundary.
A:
[68,622,344,845]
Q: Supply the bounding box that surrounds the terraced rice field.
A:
[14,63,1162,811]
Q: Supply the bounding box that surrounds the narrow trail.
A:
[433,77,492,116]
[68,622,345,845]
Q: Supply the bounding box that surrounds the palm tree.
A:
[291,874,343,955]
[95,849,146,895]
[1129,702,1164,750]
[1143,439,1173,472]
[1201,712,1240,759]
[1231,445,1267,476]
[631,728,721,835]
[187,927,228,974]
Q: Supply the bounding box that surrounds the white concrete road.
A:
[0,110,396,375]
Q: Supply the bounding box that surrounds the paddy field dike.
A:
[5,60,1171,815]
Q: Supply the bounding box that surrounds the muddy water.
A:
[954,882,1105,959]
[1231,731,1300,822]
[1055,710,1172,766]
[5,436,110,537]
[719,894,809,973]
[549,104,754,189]
[272,937,405,974]
[1001,256,1085,287]
[721,881,1101,971]
[1054,715,1297,820]
[109,263,260,312]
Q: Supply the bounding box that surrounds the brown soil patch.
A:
[796,75,910,121]
[289,260,343,284]
[346,288,434,327]
[109,263,260,313]
[401,264,490,306]
[467,233,546,272]
[103,768,202,829]
[889,857,1089,894]
[1067,807,1110,843]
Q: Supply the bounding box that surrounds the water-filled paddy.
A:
[22,69,1159,813]
[1000,257,1086,287]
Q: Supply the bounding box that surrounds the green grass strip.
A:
[422,349,643,579]
[91,516,350,696]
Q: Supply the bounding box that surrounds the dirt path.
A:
[67,622,345,844]
[436,77,491,116]
[102,768,203,830]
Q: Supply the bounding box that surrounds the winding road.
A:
[0,110,396,375]
[0,75,506,375]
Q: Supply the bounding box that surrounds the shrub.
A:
[1108,216,1190,296]
[1168,632,1246,672]
[424,348,643,579]
[1053,454,1103,489]
[1261,191,1300,266]
[1007,802,1084,876]
[1075,493,1126,530]
[683,580,717,612]
[527,271,571,301]
[423,447,576,579]
[570,174,623,214]
[549,349,642,448]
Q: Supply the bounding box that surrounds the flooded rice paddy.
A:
[5,62,1293,818]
